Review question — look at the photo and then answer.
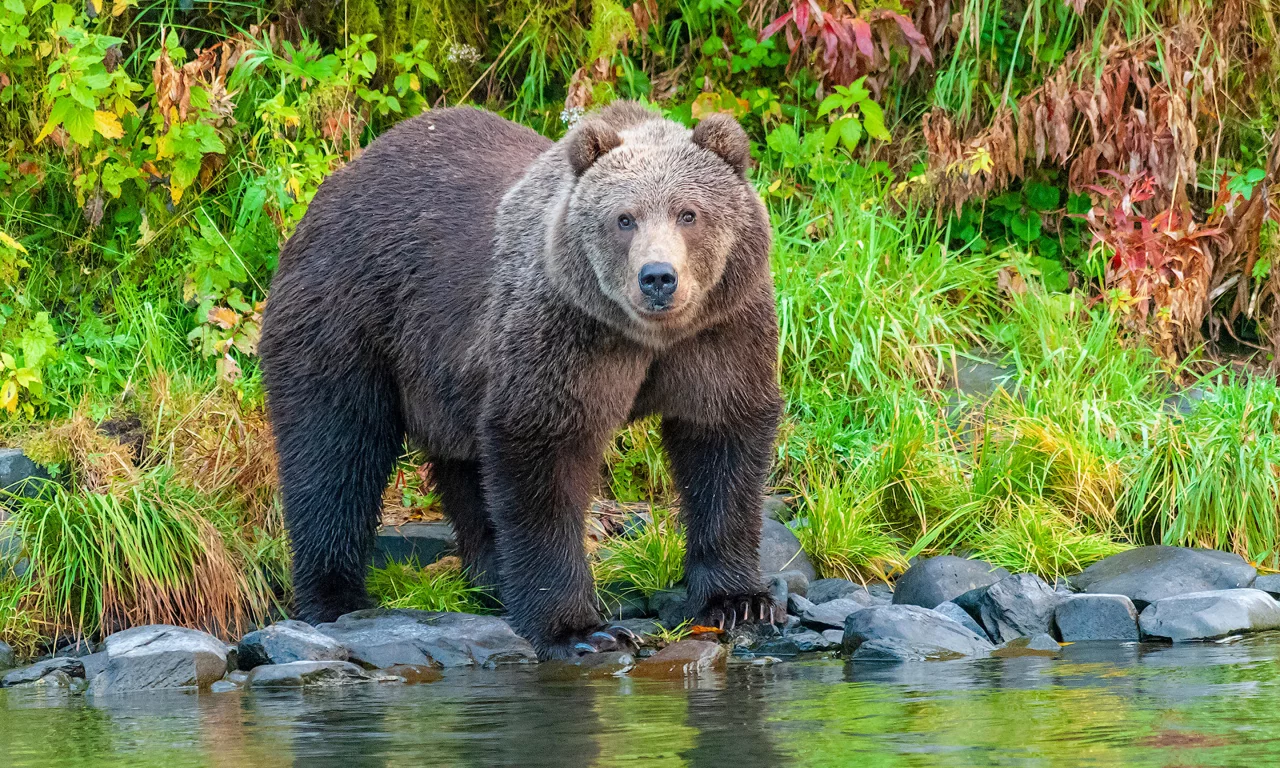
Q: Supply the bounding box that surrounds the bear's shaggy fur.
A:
[260,102,781,658]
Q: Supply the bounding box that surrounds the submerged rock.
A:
[756,629,837,656]
[977,574,1059,643]
[1053,594,1140,642]
[891,556,1011,610]
[1138,589,1280,641]
[541,652,635,680]
[933,600,990,640]
[89,625,230,695]
[381,664,444,684]
[246,660,376,688]
[843,605,994,659]
[992,634,1061,658]
[759,519,816,580]
[1069,546,1256,609]
[850,639,964,663]
[631,639,726,678]
[1,657,84,688]
[316,609,536,668]
[238,620,350,669]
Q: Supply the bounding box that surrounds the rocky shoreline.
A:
[3,544,1280,695]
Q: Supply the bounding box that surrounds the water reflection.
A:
[7,635,1280,766]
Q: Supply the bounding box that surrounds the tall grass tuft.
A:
[593,507,686,597]
[367,556,493,614]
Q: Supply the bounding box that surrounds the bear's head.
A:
[557,103,768,339]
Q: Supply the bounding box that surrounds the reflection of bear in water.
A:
[260,101,782,658]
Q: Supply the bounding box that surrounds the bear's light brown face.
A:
[564,116,750,331]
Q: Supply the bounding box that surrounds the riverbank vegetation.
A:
[1,0,1277,651]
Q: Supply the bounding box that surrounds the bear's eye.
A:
[617,214,635,230]
[678,210,696,225]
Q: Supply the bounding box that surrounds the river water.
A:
[4,634,1280,767]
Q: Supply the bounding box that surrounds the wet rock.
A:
[631,639,726,678]
[842,605,994,659]
[761,494,791,521]
[1252,574,1280,598]
[80,651,108,681]
[807,578,857,605]
[1069,546,1256,609]
[542,652,635,680]
[2,657,84,687]
[993,633,1061,658]
[891,556,1011,610]
[238,620,350,669]
[381,663,444,684]
[0,640,13,671]
[650,588,692,627]
[771,570,810,597]
[933,600,990,640]
[756,629,836,655]
[821,629,843,646]
[765,574,790,606]
[210,680,240,693]
[316,609,536,668]
[0,448,50,497]
[373,522,456,569]
[759,518,816,580]
[868,583,894,603]
[1053,594,1139,642]
[976,574,1059,644]
[798,597,867,630]
[725,622,780,651]
[603,592,649,621]
[1138,588,1280,641]
[787,593,815,616]
[225,670,249,685]
[851,639,964,663]
[89,625,231,695]
[246,660,376,688]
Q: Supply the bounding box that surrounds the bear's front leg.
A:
[662,411,785,629]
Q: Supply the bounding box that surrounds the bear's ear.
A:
[568,120,622,176]
[692,114,750,176]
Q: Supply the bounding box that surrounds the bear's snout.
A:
[638,261,679,306]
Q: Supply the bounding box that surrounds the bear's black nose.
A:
[638,262,678,302]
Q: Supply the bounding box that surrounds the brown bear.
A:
[259,101,782,658]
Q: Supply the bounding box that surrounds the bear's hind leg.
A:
[271,369,403,625]
[433,458,500,596]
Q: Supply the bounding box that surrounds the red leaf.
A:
[795,1,811,31]
[851,18,874,58]
[886,11,934,64]
[760,9,795,41]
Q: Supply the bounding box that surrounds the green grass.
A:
[592,507,686,597]
[367,559,493,614]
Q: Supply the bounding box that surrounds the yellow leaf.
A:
[207,306,240,330]
[0,380,17,413]
[111,0,131,15]
[0,230,27,254]
[93,110,124,140]
[170,183,184,205]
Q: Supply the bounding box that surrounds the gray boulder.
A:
[238,620,350,669]
[1,657,84,687]
[0,640,13,671]
[771,570,810,597]
[0,447,50,496]
[246,660,377,688]
[316,609,536,668]
[933,600,990,640]
[976,574,1060,643]
[1138,588,1280,641]
[757,629,837,655]
[850,638,965,663]
[797,597,866,630]
[765,574,790,606]
[843,605,994,659]
[1069,546,1256,609]
[88,625,231,695]
[807,578,859,605]
[892,556,1011,609]
[1053,594,1139,641]
[1252,574,1280,598]
[759,518,816,580]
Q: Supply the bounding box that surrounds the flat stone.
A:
[993,633,1061,658]
[246,660,376,688]
[372,522,456,568]
[821,629,843,645]
[933,600,990,640]
[1053,594,1139,641]
[381,663,443,684]
[977,574,1059,643]
[891,556,1011,609]
[631,639,726,678]
[842,605,994,658]
[1252,574,1280,598]
[1069,546,1256,609]
[238,620,349,669]
[798,598,867,630]
[1,657,84,687]
[851,639,965,663]
[756,629,836,655]
[0,448,50,497]
[1138,589,1280,641]
[89,625,231,695]
[316,609,536,668]
[759,518,816,580]
[0,640,13,671]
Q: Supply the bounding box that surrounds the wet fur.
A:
[260,103,781,658]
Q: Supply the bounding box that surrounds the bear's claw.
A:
[549,624,640,659]
[700,592,785,631]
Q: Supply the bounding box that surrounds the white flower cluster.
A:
[445,42,480,64]
[560,106,585,128]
